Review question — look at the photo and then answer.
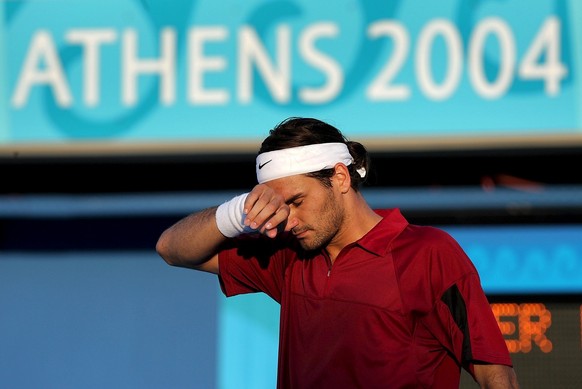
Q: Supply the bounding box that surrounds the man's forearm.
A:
[156,206,224,270]
[474,364,520,389]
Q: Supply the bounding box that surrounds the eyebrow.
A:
[285,192,303,205]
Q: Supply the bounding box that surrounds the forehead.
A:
[264,174,320,197]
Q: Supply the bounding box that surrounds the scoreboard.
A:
[459,300,582,388]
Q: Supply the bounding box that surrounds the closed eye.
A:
[285,193,303,208]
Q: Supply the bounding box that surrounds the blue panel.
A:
[0,252,219,389]
[444,225,582,294]
[218,294,279,389]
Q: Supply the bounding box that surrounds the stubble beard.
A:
[296,191,344,251]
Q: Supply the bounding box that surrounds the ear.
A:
[332,163,351,194]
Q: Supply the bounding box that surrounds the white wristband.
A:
[215,193,250,237]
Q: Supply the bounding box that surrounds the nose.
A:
[287,207,300,230]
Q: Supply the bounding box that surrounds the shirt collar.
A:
[356,208,409,256]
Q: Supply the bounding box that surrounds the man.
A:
[156,117,519,388]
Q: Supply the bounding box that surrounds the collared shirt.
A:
[218,208,512,388]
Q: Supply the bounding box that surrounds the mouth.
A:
[292,228,308,238]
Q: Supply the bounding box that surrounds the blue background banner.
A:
[3,0,582,152]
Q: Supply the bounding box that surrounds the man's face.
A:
[266,174,344,251]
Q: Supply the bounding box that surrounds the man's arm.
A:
[155,184,294,274]
[156,206,223,274]
[473,364,519,389]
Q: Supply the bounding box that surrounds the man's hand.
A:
[243,184,298,238]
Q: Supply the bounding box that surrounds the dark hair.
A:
[258,117,370,191]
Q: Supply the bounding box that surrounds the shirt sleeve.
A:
[421,269,513,382]
[413,227,513,378]
[450,273,514,371]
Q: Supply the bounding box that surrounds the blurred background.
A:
[1,0,581,388]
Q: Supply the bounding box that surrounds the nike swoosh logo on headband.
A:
[258,160,273,169]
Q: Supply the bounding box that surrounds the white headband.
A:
[256,143,366,184]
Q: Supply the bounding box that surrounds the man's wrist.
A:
[215,193,249,237]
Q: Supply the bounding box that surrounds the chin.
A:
[298,238,324,252]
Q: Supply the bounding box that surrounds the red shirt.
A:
[218,209,512,388]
